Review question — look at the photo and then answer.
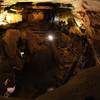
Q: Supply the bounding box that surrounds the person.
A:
[0,39,16,96]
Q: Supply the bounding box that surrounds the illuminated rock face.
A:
[72,0,100,39]
[1,0,95,38]
[6,13,22,23]
[86,11,100,40]
[0,11,22,25]
[83,0,100,40]
[2,0,82,10]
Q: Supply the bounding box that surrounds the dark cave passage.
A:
[14,44,58,99]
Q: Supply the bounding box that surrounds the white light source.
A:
[20,52,24,57]
[47,35,54,41]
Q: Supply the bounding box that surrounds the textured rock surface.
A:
[36,66,100,100]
